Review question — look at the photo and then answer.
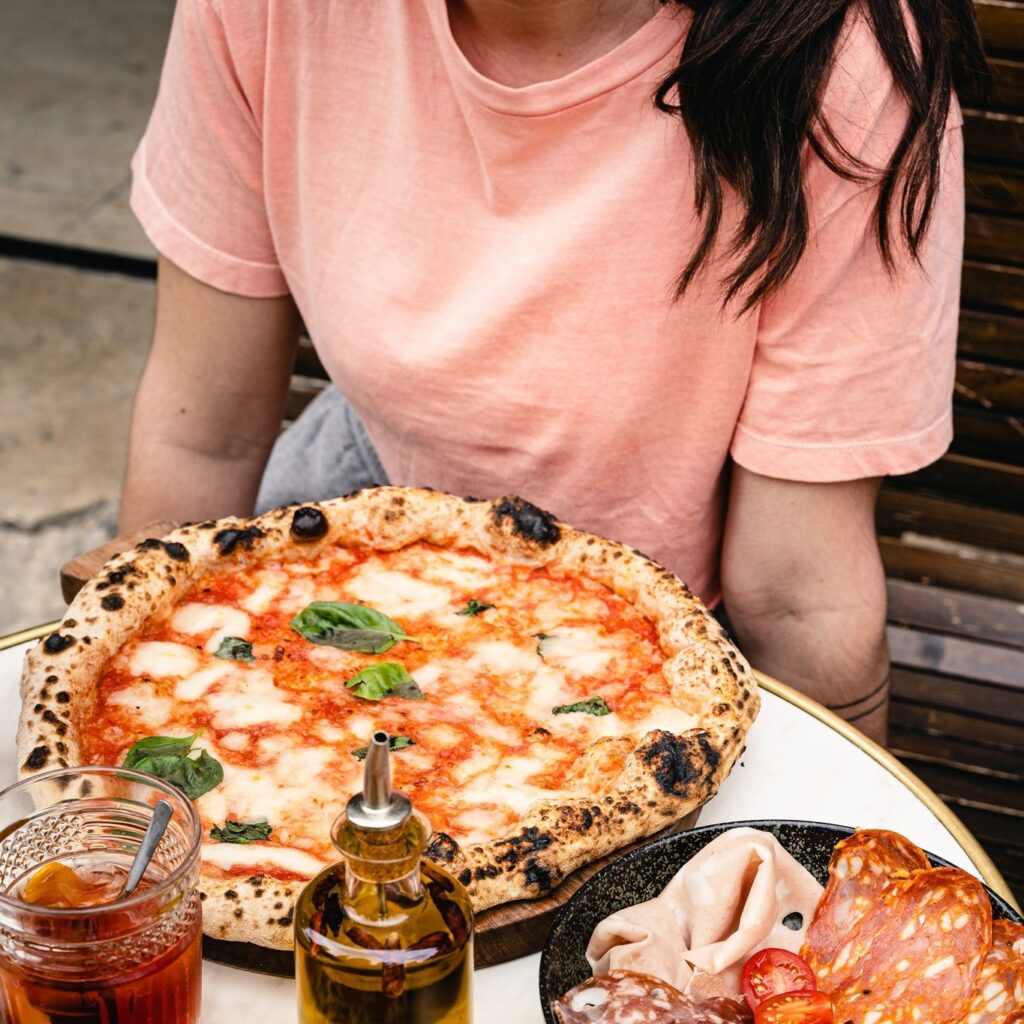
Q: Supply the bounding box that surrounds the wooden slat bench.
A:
[880,0,1024,906]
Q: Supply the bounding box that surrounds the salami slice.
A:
[802,829,930,969]
[807,866,992,1024]
[553,970,752,1024]
[958,918,1024,1024]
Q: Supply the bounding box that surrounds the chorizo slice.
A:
[958,918,1024,1024]
[814,867,993,1024]
[553,970,752,1024]
[802,828,930,971]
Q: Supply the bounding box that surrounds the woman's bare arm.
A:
[119,256,301,532]
[721,466,890,744]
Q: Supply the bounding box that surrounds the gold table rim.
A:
[2,625,1017,912]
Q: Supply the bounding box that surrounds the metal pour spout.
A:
[344,731,412,832]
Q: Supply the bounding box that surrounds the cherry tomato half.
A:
[742,948,816,1009]
[754,990,834,1024]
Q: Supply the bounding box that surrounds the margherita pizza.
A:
[18,488,758,949]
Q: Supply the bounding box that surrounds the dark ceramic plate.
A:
[538,819,1023,1024]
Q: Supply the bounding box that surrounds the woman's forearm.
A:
[119,433,274,532]
[118,256,300,532]
[727,603,891,745]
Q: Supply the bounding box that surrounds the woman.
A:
[120,0,986,743]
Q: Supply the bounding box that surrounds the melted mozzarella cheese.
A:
[454,806,508,840]
[257,733,295,760]
[454,758,574,842]
[521,665,586,723]
[536,628,616,677]
[170,603,251,652]
[305,646,362,676]
[411,662,445,689]
[173,662,232,702]
[343,563,452,619]
[106,683,173,729]
[317,725,349,744]
[206,669,302,729]
[238,571,289,615]
[282,576,319,611]
[466,640,540,676]
[129,642,200,679]
[417,550,501,591]
[529,593,611,631]
[423,723,462,748]
[276,747,338,786]
[199,745,356,855]
[344,714,379,744]
[597,704,700,740]
[202,843,330,877]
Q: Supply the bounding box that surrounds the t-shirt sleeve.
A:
[129,0,288,296]
[730,15,964,483]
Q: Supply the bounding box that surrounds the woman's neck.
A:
[446,0,661,86]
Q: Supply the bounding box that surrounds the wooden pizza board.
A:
[61,520,179,603]
[202,809,702,976]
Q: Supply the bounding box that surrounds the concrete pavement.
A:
[0,0,171,634]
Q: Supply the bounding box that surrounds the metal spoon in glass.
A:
[120,799,173,898]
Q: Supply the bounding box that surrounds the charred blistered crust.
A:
[43,633,75,654]
[23,745,49,770]
[213,525,265,556]
[18,486,758,949]
[492,496,561,546]
[426,831,460,864]
[290,506,328,541]
[432,725,736,910]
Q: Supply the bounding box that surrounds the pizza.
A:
[18,488,758,950]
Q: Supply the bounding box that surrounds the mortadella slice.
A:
[587,827,823,997]
[553,970,752,1024]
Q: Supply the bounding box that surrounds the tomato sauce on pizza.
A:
[83,542,692,883]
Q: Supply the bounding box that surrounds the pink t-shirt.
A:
[130,0,963,604]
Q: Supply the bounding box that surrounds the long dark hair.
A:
[657,0,989,312]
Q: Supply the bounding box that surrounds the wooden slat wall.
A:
[882,0,1024,907]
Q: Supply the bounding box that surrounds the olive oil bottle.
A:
[295,731,473,1023]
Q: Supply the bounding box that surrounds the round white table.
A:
[1,625,1015,1023]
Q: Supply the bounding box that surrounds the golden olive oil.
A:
[295,732,473,1023]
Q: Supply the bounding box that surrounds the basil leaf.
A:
[174,749,225,799]
[122,733,224,799]
[552,696,612,717]
[214,636,254,662]
[532,632,557,660]
[123,732,200,766]
[290,601,411,654]
[210,820,272,844]
[352,735,415,761]
[344,663,424,701]
[457,599,494,617]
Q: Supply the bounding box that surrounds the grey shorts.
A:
[256,387,388,512]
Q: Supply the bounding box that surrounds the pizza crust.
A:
[18,488,758,949]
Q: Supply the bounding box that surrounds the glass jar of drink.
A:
[0,766,203,1023]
